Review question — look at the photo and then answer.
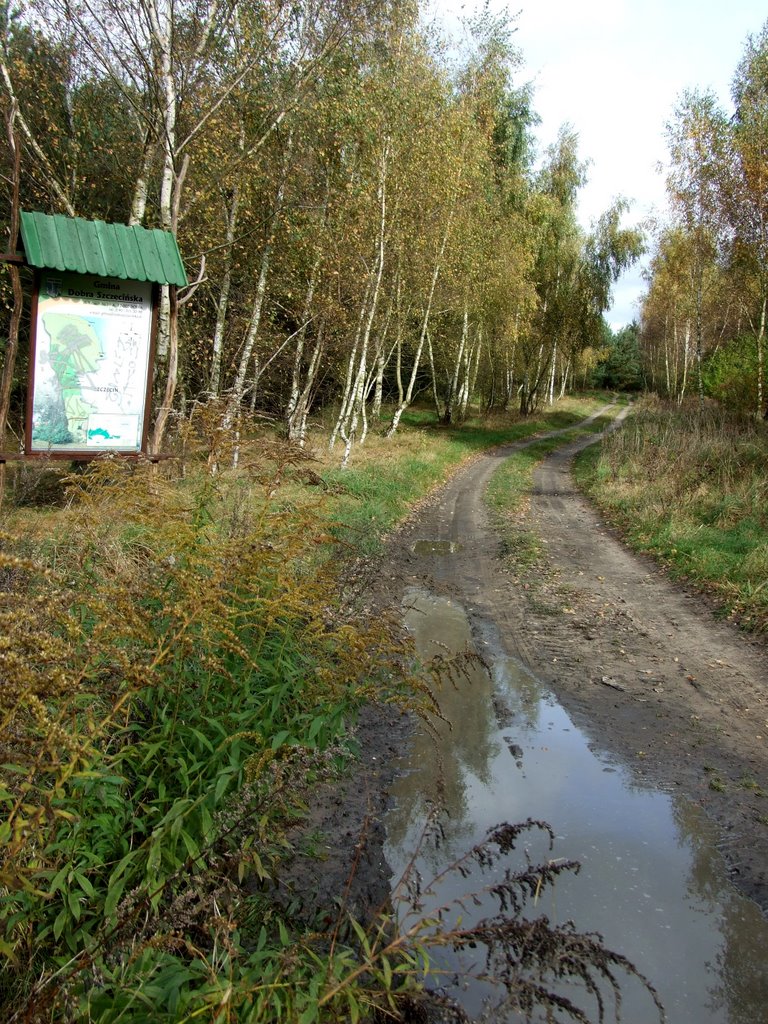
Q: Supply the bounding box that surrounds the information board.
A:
[29,271,155,454]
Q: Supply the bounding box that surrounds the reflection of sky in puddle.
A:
[412,539,464,555]
[385,588,768,1024]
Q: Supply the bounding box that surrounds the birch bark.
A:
[445,302,468,423]
[465,326,482,417]
[0,100,22,468]
[209,185,241,396]
[286,254,321,436]
[386,204,455,438]
[679,320,690,405]
[289,321,326,446]
[334,142,389,466]
[426,330,444,420]
[223,134,293,431]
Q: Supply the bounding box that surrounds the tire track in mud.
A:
[392,406,768,911]
[401,406,622,668]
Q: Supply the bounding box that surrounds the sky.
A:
[425,0,768,329]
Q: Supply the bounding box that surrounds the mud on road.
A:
[509,428,768,912]
[288,410,768,922]
[398,412,768,912]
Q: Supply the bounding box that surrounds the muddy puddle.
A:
[384,588,768,1023]
[412,540,464,555]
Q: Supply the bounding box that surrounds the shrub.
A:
[0,454,415,1020]
[702,334,760,415]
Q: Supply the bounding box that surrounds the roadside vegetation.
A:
[1,395,663,1023]
[639,22,768,421]
[574,397,768,633]
[2,437,415,1022]
[485,399,629,574]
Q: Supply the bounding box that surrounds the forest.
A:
[1,1,767,1022]
[0,7,765,450]
[0,0,645,462]
[639,21,768,417]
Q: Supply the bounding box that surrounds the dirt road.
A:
[288,409,768,921]
[384,409,768,912]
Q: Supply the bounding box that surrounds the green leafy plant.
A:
[0,397,651,1022]
[574,397,768,630]
[0,451,419,1021]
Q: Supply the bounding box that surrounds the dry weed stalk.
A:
[0,443,425,1021]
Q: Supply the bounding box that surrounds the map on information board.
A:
[30,271,154,453]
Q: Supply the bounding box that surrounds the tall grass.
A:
[0,393,640,1022]
[0,450,423,1021]
[574,396,768,631]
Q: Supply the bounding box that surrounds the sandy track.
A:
[391,411,768,911]
[286,409,768,921]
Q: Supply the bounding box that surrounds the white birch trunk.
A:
[386,206,454,439]
[672,319,680,399]
[150,287,178,453]
[147,0,175,234]
[0,99,22,464]
[426,329,443,419]
[329,285,369,451]
[223,137,292,431]
[547,341,557,404]
[338,144,389,466]
[371,286,396,421]
[288,321,326,445]
[209,186,240,396]
[286,254,321,430]
[468,327,482,406]
[446,302,469,423]
[559,356,571,400]
[147,0,178,450]
[458,326,482,420]
[505,314,519,410]
[128,129,155,227]
[664,314,671,396]
[339,245,385,465]
[224,237,272,430]
[372,347,387,422]
[679,320,690,405]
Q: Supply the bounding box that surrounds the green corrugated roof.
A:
[19,210,188,287]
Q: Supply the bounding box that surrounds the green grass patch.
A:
[485,407,623,574]
[0,391,630,1022]
[318,395,613,555]
[574,397,768,632]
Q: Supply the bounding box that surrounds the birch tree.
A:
[0,98,22,471]
[728,21,768,417]
[518,133,584,416]
[640,230,695,401]
[665,89,729,406]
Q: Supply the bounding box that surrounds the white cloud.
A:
[520,0,629,35]
[429,0,767,326]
